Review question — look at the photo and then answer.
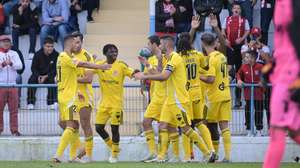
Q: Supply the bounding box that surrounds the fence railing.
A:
[0,84,271,136]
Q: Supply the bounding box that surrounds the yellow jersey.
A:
[74,49,95,105]
[56,52,79,104]
[164,52,190,105]
[95,60,134,109]
[180,50,207,101]
[206,51,231,102]
[145,55,167,104]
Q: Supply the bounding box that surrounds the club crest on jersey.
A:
[176,114,182,121]
[113,70,119,76]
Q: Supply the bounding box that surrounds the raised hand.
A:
[191,15,200,29]
[209,14,218,28]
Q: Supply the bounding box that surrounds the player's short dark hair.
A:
[71,31,84,41]
[148,35,160,46]
[246,50,258,60]
[160,35,175,43]
[232,2,241,8]
[44,36,54,45]
[103,44,118,55]
[201,33,217,46]
[63,34,76,43]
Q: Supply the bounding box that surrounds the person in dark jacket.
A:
[27,36,58,110]
[11,0,39,58]
[68,0,86,32]
[192,0,223,51]
[237,50,264,137]
[155,0,177,37]
[173,0,193,33]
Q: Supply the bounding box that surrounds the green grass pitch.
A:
[0,162,299,168]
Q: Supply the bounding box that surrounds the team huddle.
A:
[52,31,232,164]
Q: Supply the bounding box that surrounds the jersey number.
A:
[220,63,228,78]
[57,66,62,83]
[186,63,197,80]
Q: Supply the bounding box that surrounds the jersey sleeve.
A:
[60,54,78,69]
[164,55,180,73]
[124,65,134,77]
[206,57,217,77]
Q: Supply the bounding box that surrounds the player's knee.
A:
[207,123,220,140]
[111,125,120,143]
[143,118,153,130]
[219,121,229,130]
[95,124,108,139]
[158,122,168,130]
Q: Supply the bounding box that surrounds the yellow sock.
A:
[182,134,191,160]
[144,130,157,155]
[104,137,112,150]
[196,123,214,152]
[169,132,179,158]
[112,142,120,158]
[69,130,80,160]
[185,128,210,156]
[55,127,76,158]
[158,129,168,159]
[212,140,219,154]
[222,128,231,160]
[85,136,93,158]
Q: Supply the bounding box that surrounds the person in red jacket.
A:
[237,50,264,136]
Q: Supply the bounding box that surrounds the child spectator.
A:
[237,50,264,137]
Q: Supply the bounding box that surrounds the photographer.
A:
[192,0,223,51]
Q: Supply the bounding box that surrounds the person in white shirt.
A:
[0,35,22,136]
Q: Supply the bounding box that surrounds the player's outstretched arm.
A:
[134,70,171,81]
[78,71,94,83]
[76,60,111,70]
[200,75,215,84]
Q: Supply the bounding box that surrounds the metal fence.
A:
[0,84,271,136]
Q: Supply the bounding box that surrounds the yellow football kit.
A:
[95,60,134,125]
[144,55,167,121]
[205,51,232,122]
[57,52,80,121]
[160,52,191,127]
[181,50,208,120]
[74,49,95,110]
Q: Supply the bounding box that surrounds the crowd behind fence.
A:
[0,84,271,136]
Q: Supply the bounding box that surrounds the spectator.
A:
[155,0,177,37]
[222,2,250,108]
[40,0,69,47]
[192,0,223,51]
[0,35,22,136]
[11,0,39,59]
[27,36,58,110]
[237,50,264,137]
[68,0,84,32]
[2,0,19,33]
[260,0,275,45]
[87,0,99,23]
[227,0,257,28]
[241,27,272,128]
[0,3,5,34]
[32,0,42,13]
[173,0,193,34]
